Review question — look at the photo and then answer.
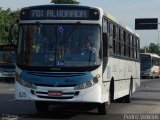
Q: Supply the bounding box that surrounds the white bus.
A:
[13,4,140,114]
[0,44,16,80]
[140,53,160,78]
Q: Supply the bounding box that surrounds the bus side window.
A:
[109,22,113,54]
[117,27,121,55]
[113,24,116,54]
[132,36,134,58]
[127,34,131,57]
[102,18,108,57]
[103,18,108,33]
[137,38,140,59]
[130,35,132,58]
[120,29,124,56]
[123,31,126,56]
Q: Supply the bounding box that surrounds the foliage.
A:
[0,8,19,45]
[140,43,160,56]
[51,0,80,4]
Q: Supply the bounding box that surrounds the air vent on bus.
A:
[27,72,86,77]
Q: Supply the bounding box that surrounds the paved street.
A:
[0,79,160,120]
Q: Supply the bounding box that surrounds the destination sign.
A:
[20,6,99,20]
[30,10,88,19]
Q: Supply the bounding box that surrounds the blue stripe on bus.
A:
[20,71,93,86]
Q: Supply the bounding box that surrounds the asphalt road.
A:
[0,79,160,120]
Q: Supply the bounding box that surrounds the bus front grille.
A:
[28,71,86,77]
[37,96,74,99]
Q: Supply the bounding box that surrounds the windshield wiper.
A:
[37,23,51,43]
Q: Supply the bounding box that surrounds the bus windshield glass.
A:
[0,51,16,66]
[140,56,151,69]
[17,24,101,67]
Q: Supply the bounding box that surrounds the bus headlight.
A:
[74,76,99,90]
[15,73,37,89]
[86,81,92,87]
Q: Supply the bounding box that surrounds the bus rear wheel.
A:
[35,101,49,113]
[98,102,109,115]
[123,80,133,103]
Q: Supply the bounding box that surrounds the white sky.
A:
[0,0,160,48]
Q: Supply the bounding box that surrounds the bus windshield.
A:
[140,57,151,69]
[17,24,101,67]
[0,51,16,66]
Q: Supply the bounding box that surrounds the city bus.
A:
[0,44,16,80]
[140,53,160,79]
[14,4,140,114]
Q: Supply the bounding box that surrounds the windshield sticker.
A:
[57,60,64,66]
[57,25,64,33]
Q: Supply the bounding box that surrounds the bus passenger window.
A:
[103,19,108,33]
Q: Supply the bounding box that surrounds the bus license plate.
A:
[48,91,62,96]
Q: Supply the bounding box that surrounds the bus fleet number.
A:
[31,10,44,18]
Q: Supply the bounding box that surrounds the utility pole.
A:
[158,31,160,44]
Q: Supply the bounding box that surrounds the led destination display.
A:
[20,6,99,20]
[30,10,88,19]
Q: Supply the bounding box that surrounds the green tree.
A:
[148,43,160,56]
[51,0,80,4]
[140,46,149,53]
[140,43,160,56]
[0,8,19,44]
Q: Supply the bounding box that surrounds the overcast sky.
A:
[0,0,160,48]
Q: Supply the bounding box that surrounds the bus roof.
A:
[140,53,160,58]
[101,10,139,37]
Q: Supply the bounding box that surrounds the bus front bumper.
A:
[15,81,102,103]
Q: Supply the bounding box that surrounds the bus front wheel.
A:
[35,101,49,113]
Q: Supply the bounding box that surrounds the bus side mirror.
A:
[103,33,108,57]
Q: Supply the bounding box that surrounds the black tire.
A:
[110,78,114,101]
[151,76,154,79]
[151,72,155,79]
[123,79,133,103]
[123,88,132,103]
[35,101,49,113]
[98,102,109,115]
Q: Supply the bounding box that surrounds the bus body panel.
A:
[15,65,104,103]
[15,81,102,103]
[105,57,140,100]
[14,5,140,113]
